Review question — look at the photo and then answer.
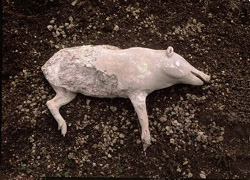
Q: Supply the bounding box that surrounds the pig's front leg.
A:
[129,92,151,151]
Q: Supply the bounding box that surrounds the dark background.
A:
[2,0,250,178]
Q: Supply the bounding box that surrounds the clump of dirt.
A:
[2,0,250,179]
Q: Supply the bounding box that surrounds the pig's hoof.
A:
[58,121,67,136]
[141,132,151,151]
[143,142,151,151]
[142,137,151,151]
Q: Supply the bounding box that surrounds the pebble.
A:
[170,138,175,144]
[172,120,180,127]
[217,136,224,142]
[71,0,78,6]
[55,31,60,36]
[86,99,91,106]
[112,126,118,131]
[113,25,119,31]
[69,16,73,22]
[159,116,167,122]
[47,25,53,31]
[52,32,57,38]
[120,140,124,144]
[200,171,206,179]
[119,133,125,138]
[187,172,193,178]
[110,106,117,112]
[50,19,55,24]
[208,13,213,19]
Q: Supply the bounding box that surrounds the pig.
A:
[42,45,210,151]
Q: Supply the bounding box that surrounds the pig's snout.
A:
[191,71,210,84]
[182,68,211,86]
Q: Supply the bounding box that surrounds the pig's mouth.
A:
[191,71,207,83]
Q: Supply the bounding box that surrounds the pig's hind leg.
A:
[46,84,77,136]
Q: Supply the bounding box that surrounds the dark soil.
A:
[1,0,250,179]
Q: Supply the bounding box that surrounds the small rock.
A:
[119,133,125,138]
[208,13,213,19]
[113,25,119,31]
[112,126,118,131]
[86,99,91,106]
[165,126,170,131]
[172,120,180,127]
[92,163,96,167]
[200,171,206,179]
[50,19,55,24]
[120,140,124,144]
[170,138,175,144]
[217,136,224,142]
[159,116,167,122]
[183,160,188,166]
[41,95,47,100]
[47,25,53,31]
[187,172,193,178]
[107,154,112,158]
[71,0,78,6]
[177,167,181,172]
[110,106,117,112]
[52,32,57,38]
[67,24,74,29]
[56,30,60,36]
[69,16,73,23]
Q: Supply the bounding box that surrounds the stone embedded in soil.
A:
[187,172,193,178]
[112,126,118,131]
[119,133,125,138]
[136,139,141,144]
[68,16,73,23]
[170,138,175,144]
[47,25,53,31]
[159,116,167,122]
[200,171,206,179]
[110,106,117,112]
[113,25,119,31]
[50,19,55,24]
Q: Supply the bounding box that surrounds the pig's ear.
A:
[166,46,174,57]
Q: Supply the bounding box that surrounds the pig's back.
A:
[42,45,124,97]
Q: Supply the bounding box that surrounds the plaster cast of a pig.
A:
[42,45,210,151]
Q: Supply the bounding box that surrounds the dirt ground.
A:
[1,0,250,179]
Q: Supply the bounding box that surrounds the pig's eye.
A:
[175,61,181,67]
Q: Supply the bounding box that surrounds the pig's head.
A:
[162,46,210,86]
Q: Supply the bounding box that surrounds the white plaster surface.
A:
[42,45,210,150]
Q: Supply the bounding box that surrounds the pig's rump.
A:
[41,45,121,97]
